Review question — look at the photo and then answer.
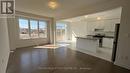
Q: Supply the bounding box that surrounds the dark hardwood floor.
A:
[7,46,130,73]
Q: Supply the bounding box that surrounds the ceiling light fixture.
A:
[48,0,58,9]
[97,17,101,20]
[85,15,88,18]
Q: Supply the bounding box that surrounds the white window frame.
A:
[18,17,48,39]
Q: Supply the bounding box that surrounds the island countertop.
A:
[76,37,98,40]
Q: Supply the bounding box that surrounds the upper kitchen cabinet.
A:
[103,19,120,32]
[86,20,105,35]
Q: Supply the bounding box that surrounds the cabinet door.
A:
[104,19,120,32]
[103,38,114,48]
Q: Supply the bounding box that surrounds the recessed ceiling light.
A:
[48,0,58,9]
[84,15,88,18]
[97,17,101,20]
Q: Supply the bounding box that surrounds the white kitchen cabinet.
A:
[104,19,120,32]
[103,38,114,48]
[86,21,105,35]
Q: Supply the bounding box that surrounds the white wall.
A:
[66,23,72,40]
[70,21,87,37]
[7,18,16,50]
[115,0,130,69]
[0,18,10,73]
[7,11,53,49]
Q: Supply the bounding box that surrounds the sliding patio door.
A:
[56,23,67,42]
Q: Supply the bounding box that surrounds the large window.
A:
[30,20,38,38]
[39,21,47,38]
[19,18,30,39]
[18,18,48,39]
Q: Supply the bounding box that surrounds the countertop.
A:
[87,35,114,39]
[76,34,114,41]
[76,37,98,40]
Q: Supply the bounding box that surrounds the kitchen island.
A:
[76,34,114,53]
[76,37,99,53]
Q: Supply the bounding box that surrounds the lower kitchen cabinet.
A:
[103,38,114,48]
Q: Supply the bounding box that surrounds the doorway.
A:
[56,22,67,42]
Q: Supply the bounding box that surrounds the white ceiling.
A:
[62,7,122,22]
[15,0,123,19]
[15,0,121,20]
